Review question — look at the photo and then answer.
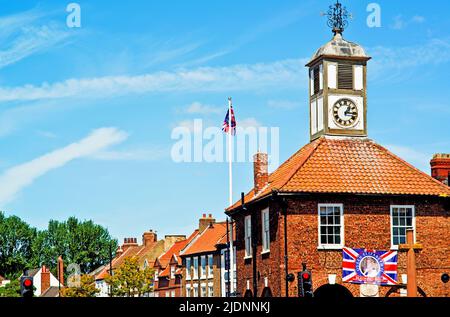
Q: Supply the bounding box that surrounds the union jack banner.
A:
[222,106,236,135]
[342,247,398,285]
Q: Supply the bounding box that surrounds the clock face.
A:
[333,99,358,127]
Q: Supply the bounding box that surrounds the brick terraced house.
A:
[153,231,198,297]
[226,22,450,298]
[93,230,184,297]
[180,214,236,297]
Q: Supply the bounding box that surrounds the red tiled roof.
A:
[159,266,171,278]
[216,223,235,246]
[156,230,199,269]
[228,137,450,211]
[182,222,227,256]
[96,246,142,280]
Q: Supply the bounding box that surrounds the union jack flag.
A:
[342,247,398,285]
[222,106,236,135]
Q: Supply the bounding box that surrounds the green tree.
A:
[33,217,118,278]
[105,257,154,297]
[0,279,21,297]
[0,212,37,278]
[60,274,100,297]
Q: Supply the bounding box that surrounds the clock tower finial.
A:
[323,1,351,35]
[308,1,370,141]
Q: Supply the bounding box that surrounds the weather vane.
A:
[321,1,352,35]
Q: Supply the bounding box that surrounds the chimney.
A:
[142,230,157,247]
[116,246,124,257]
[199,213,215,232]
[57,256,64,286]
[431,154,450,185]
[122,237,138,252]
[164,235,186,251]
[41,265,50,294]
[253,152,269,194]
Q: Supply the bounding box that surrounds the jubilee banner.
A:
[342,247,398,285]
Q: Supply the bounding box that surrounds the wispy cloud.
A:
[183,102,221,115]
[0,127,128,207]
[385,144,431,173]
[0,8,72,69]
[390,14,425,30]
[267,99,299,110]
[0,58,307,102]
[90,146,167,161]
[369,37,450,81]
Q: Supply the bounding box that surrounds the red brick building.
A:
[226,24,450,298]
[153,231,199,297]
[180,216,234,297]
[92,230,184,297]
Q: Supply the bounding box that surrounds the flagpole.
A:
[227,96,235,296]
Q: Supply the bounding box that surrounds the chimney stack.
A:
[122,237,138,252]
[41,265,50,294]
[253,152,269,194]
[57,256,64,286]
[199,214,215,232]
[143,230,157,247]
[431,154,450,185]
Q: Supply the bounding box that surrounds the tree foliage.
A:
[0,279,21,297]
[0,212,117,281]
[60,274,100,297]
[105,257,154,297]
[0,212,37,278]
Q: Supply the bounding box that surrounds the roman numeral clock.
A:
[306,1,371,140]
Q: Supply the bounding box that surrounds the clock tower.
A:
[306,1,371,141]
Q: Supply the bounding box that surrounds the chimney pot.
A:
[430,153,450,185]
[199,214,216,232]
[253,152,269,195]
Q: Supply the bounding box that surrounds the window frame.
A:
[193,257,199,279]
[207,254,214,278]
[317,203,344,249]
[170,265,176,279]
[390,205,416,250]
[185,257,191,280]
[261,208,270,253]
[244,215,252,258]
[200,255,206,279]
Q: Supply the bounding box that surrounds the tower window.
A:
[338,63,353,90]
[313,66,320,94]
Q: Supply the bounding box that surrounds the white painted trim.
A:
[389,205,416,250]
[317,203,344,249]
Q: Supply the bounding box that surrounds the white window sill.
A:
[261,249,270,255]
[200,275,206,280]
[244,255,252,260]
[317,245,343,250]
[390,245,399,250]
[207,275,214,279]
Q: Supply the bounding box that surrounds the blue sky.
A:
[0,0,449,242]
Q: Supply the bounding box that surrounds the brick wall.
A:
[232,193,450,297]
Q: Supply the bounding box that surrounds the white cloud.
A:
[0,127,128,207]
[267,99,299,110]
[0,58,307,102]
[384,144,431,173]
[369,37,450,81]
[0,9,71,69]
[90,147,167,161]
[239,118,262,129]
[184,102,221,115]
[391,14,425,30]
